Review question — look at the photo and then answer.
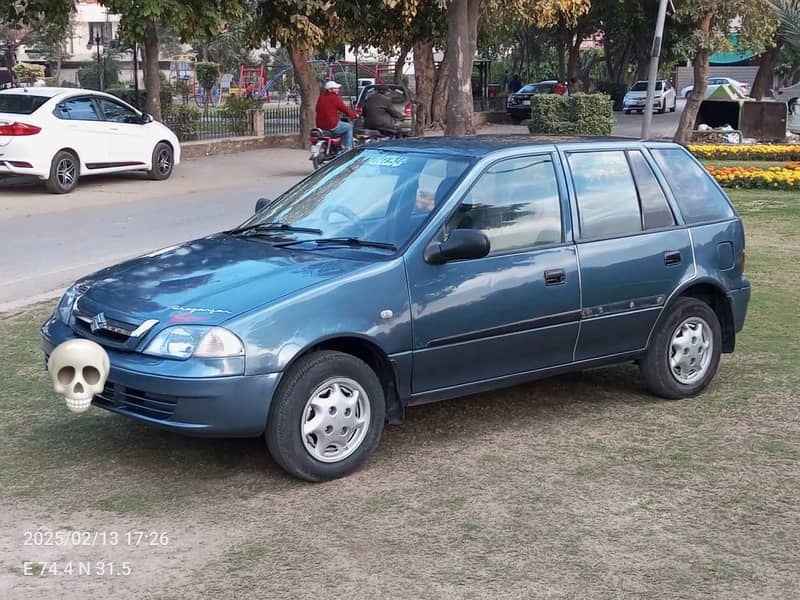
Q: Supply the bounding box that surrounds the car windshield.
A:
[0,94,49,115]
[238,148,472,252]
[630,81,662,91]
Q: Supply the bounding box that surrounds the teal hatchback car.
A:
[42,137,750,481]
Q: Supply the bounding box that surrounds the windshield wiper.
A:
[275,237,397,251]
[225,222,323,236]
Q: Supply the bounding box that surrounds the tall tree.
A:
[104,0,243,121]
[673,0,777,145]
[445,0,589,136]
[252,0,335,147]
[1,0,73,85]
[751,0,800,98]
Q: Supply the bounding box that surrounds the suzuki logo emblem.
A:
[90,312,108,333]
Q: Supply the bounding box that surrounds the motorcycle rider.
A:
[362,85,405,135]
[315,80,359,150]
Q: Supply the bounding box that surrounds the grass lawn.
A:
[1,189,798,598]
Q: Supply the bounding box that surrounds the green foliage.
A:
[76,61,120,91]
[2,0,73,30]
[528,93,613,135]
[12,63,45,83]
[163,104,201,141]
[175,79,193,104]
[159,72,175,111]
[220,95,259,118]
[594,80,628,111]
[195,61,221,91]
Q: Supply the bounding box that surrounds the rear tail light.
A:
[404,103,412,116]
[8,161,33,168]
[0,122,41,136]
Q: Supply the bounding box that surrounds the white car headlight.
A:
[143,326,244,360]
[55,284,80,324]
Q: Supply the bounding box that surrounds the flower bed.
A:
[689,144,800,161]
[706,163,800,190]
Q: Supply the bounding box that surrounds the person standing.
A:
[507,74,522,94]
[315,80,359,150]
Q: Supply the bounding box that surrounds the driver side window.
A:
[445,155,563,255]
[97,98,140,123]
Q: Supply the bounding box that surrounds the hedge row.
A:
[528,93,614,136]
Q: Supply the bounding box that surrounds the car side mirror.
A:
[254,197,272,213]
[424,229,490,264]
[141,113,154,124]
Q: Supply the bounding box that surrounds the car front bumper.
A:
[41,315,280,437]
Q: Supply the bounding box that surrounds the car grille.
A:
[73,309,138,346]
[94,381,178,421]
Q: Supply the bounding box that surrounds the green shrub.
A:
[594,81,628,112]
[220,95,259,135]
[195,62,220,93]
[76,61,119,90]
[13,63,45,84]
[163,104,201,141]
[528,93,613,136]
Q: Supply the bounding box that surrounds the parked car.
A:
[680,77,750,99]
[506,80,557,124]
[623,80,677,114]
[789,98,800,134]
[42,137,750,481]
[353,83,413,136]
[0,87,180,194]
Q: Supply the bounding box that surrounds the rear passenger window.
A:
[568,151,642,239]
[628,151,675,229]
[651,148,735,224]
[55,97,100,121]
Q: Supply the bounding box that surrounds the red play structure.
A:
[238,65,266,98]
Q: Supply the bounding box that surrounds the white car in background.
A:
[680,77,750,99]
[0,87,180,193]
[622,80,677,114]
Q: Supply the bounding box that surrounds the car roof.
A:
[0,87,118,100]
[374,135,674,158]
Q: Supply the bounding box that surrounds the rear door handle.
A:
[664,250,682,266]
[545,269,566,286]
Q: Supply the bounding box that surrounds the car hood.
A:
[73,234,368,326]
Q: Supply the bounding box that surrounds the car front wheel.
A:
[266,351,386,481]
[45,150,79,194]
[147,142,174,180]
[640,297,722,399]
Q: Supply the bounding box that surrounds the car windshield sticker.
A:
[366,154,408,168]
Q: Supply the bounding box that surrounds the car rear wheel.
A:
[510,117,523,125]
[640,297,722,399]
[147,142,173,180]
[265,351,386,481]
[45,150,79,194]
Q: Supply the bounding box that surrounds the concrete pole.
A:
[641,0,669,139]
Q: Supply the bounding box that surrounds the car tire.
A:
[265,350,386,482]
[658,103,666,114]
[45,150,79,194]
[636,109,643,114]
[640,297,722,400]
[624,109,631,115]
[685,91,691,100]
[147,142,174,180]
[670,100,676,112]
[510,117,523,125]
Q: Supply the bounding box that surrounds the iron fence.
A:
[163,111,248,142]
[264,104,301,135]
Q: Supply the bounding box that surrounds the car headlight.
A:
[143,326,244,360]
[55,284,80,324]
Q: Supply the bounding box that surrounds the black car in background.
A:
[506,80,557,124]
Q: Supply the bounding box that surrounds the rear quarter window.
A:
[0,94,49,115]
[650,147,735,224]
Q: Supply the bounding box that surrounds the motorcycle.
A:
[308,126,406,170]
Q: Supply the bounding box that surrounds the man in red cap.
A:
[315,80,359,150]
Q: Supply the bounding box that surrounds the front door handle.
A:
[545,269,566,286]
[664,250,682,266]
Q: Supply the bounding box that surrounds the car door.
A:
[53,96,110,169]
[407,153,581,394]
[564,149,694,360]
[95,97,151,169]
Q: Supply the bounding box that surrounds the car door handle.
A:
[545,269,566,286]
[664,250,682,266]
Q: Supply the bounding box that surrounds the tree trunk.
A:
[394,42,411,85]
[289,44,319,149]
[6,45,19,87]
[431,50,450,127]
[751,41,782,100]
[557,34,567,81]
[445,0,480,136]
[142,20,161,121]
[674,11,714,145]
[566,29,582,80]
[413,40,435,136]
